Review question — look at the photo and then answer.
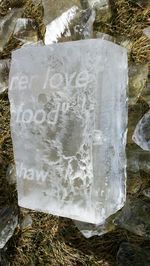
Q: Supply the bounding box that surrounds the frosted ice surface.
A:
[44,6,79,44]
[9,39,128,224]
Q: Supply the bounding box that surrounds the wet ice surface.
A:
[13,18,38,44]
[74,216,115,238]
[44,6,79,44]
[44,6,95,44]
[128,64,148,105]
[88,0,109,9]
[42,0,81,25]
[0,9,22,52]
[114,199,150,239]
[9,39,128,224]
[0,206,18,249]
[133,111,150,151]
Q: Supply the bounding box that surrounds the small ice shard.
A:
[42,0,81,25]
[9,39,128,224]
[44,6,79,44]
[127,146,150,175]
[0,9,23,52]
[143,26,150,38]
[143,188,150,198]
[6,163,16,185]
[118,38,133,56]
[70,8,96,40]
[87,0,109,10]
[74,215,115,238]
[0,206,18,249]
[117,242,150,266]
[13,18,38,44]
[114,199,150,239]
[142,82,150,106]
[91,0,111,27]
[133,111,150,151]
[127,101,149,145]
[127,175,142,195]
[96,32,115,42]
[21,214,32,229]
[128,64,148,105]
[0,59,10,94]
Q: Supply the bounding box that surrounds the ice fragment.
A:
[133,111,150,151]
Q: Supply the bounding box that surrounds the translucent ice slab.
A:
[9,39,128,224]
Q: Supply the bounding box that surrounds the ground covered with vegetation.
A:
[0,0,150,265]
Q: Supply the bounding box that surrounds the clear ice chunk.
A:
[128,64,148,105]
[114,199,150,239]
[21,214,32,229]
[45,7,95,44]
[70,8,96,40]
[44,6,79,44]
[0,206,18,249]
[13,18,38,44]
[0,59,10,94]
[127,101,149,145]
[9,39,128,224]
[133,111,150,151]
[142,82,150,106]
[87,0,109,9]
[0,9,23,52]
[6,163,16,185]
[42,0,81,25]
[74,215,115,238]
[127,146,150,175]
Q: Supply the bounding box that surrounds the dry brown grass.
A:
[0,0,150,265]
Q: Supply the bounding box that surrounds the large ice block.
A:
[9,39,128,224]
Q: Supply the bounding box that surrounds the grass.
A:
[0,0,150,265]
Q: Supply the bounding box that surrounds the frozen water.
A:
[0,9,22,52]
[44,7,95,44]
[44,6,79,44]
[133,111,150,151]
[74,216,115,237]
[0,206,18,249]
[42,0,81,25]
[13,18,38,44]
[88,0,109,9]
[128,64,148,105]
[114,199,150,239]
[9,39,128,224]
